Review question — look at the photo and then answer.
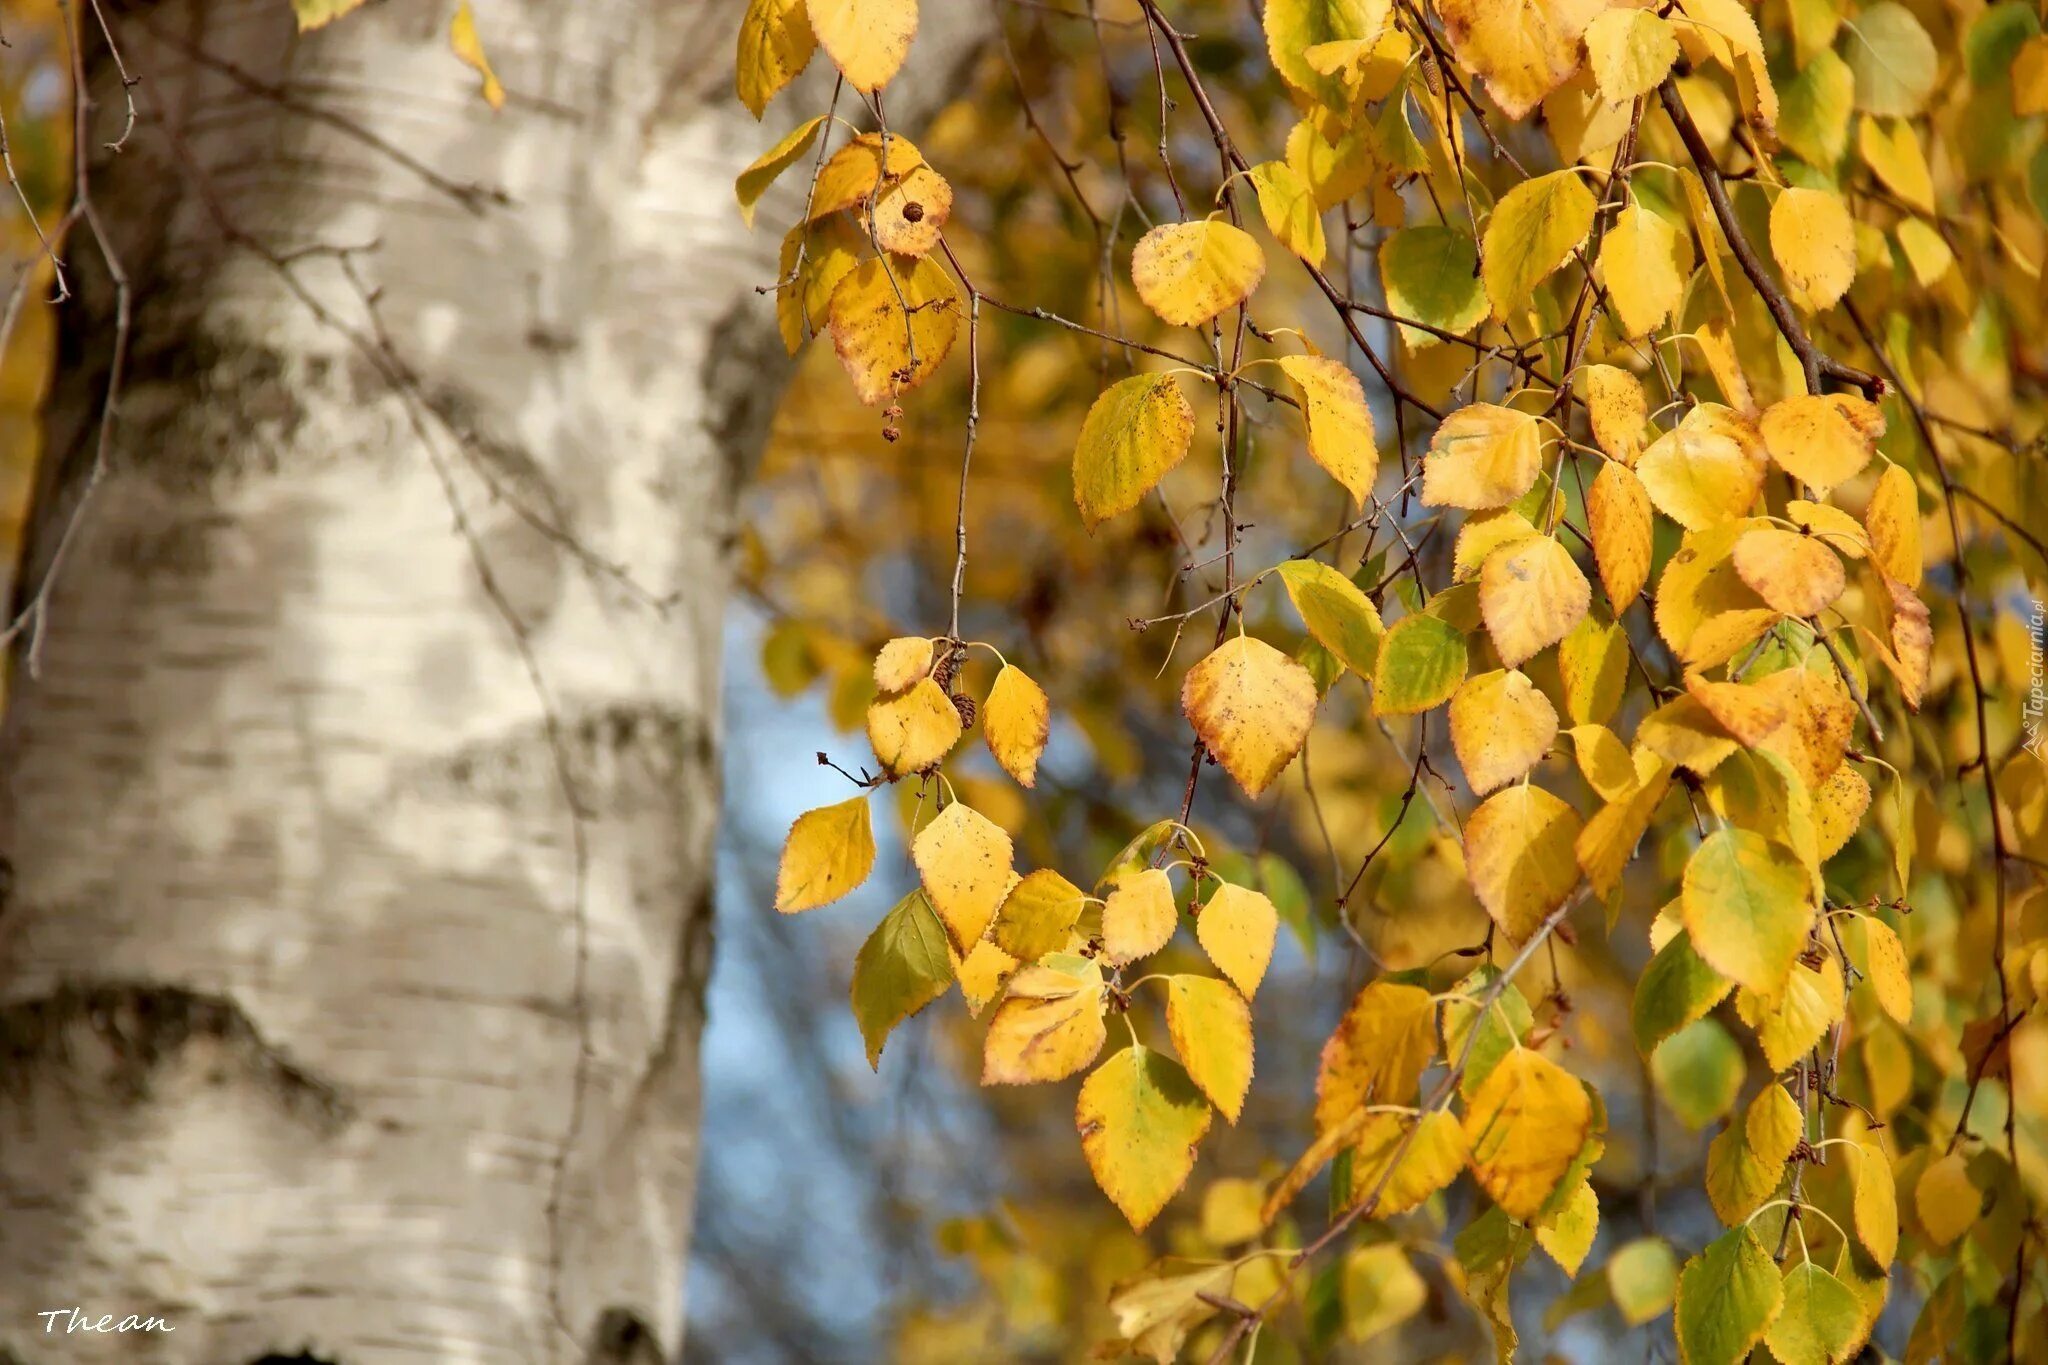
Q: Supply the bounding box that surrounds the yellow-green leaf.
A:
[1373,612,1470,715]
[1077,1045,1214,1230]
[992,867,1090,962]
[1766,1262,1863,1365]
[776,795,876,912]
[1247,160,1327,267]
[1675,1226,1784,1365]
[1681,829,1814,998]
[851,889,955,1067]
[1380,225,1487,348]
[1073,373,1196,529]
[1275,559,1383,676]
[1632,927,1734,1056]
[1481,169,1597,319]
[1706,1082,1802,1223]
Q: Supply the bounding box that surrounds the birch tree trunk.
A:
[0,2,976,1360]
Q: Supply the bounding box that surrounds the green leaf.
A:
[1650,1017,1745,1130]
[1631,928,1734,1056]
[1607,1237,1678,1326]
[1379,225,1486,348]
[1674,1226,1784,1365]
[1371,612,1469,716]
[1482,169,1596,321]
[1441,964,1533,1097]
[850,889,956,1068]
[1778,51,1854,169]
[1276,560,1385,676]
[1844,2,1939,117]
[1072,373,1196,529]
[1765,1262,1863,1365]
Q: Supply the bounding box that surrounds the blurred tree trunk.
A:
[0,2,976,1361]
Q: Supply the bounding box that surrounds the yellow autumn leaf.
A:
[1196,882,1278,999]
[1588,460,1653,609]
[1914,1153,1980,1249]
[981,951,1106,1084]
[1315,980,1437,1128]
[1072,373,1196,529]
[1735,953,1844,1071]
[1576,759,1674,896]
[1684,673,1789,748]
[1165,974,1255,1122]
[737,0,817,118]
[1454,508,1541,583]
[1449,669,1559,796]
[774,215,865,353]
[1769,186,1857,311]
[775,795,876,912]
[1730,524,1846,618]
[1480,535,1591,667]
[1844,1138,1898,1268]
[735,116,827,228]
[1481,169,1597,319]
[912,800,1016,953]
[1585,8,1677,102]
[826,255,960,404]
[1181,635,1318,799]
[1536,1180,1599,1276]
[1348,1109,1469,1215]
[1437,0,1608,120]
[1461,1047,1593,1221]
[449,2,505,111]
[1422,403,1544,509]
[1812,764,1872,861]
[1706,1081,1803,1223]
[1599,203,1690,338]
[292,0,367,31]
[807,132,925,219]
[1584,364,1649,466]
[1858,117,1933,214]
[1246,160,1327,267]
[1130,220,1267,328]
[1276,355,1377,505]
[1077,1045,1214,1230]
[873,634,933,692]
[1559,614,1627,726]
[1864,462,1922,586]
[983,664,1050,786]
[1861,918,1913,1024]
[1265,0,1394,108]
[992,867,1090,962]
[1758,394,1875,494]
[1681,829,1814,998]
[807,0,918,94]
[1464,784,1584,941]
[866,676,963,776]
[1787,499,1871,558]
[872,164,953,256]
[1102,867,1178,965]
[1636,425,1763,531]
[954,937,1019,1017]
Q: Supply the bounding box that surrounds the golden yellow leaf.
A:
[1077,1045,1213,1230]
[1636,425,1763,531]
[1875,575,1933,709]
[1731,527,1846,618]
[1196,882,1279,999]
[1286,116,1379,210]
[1450,669,1559,795]
[1247,160,1327,267]
[1454,508,1541,583]
[1759,394,1875,494]
[1131,220,1267,328]
[954,937,1018,1016]
[1568,723,1639,802]
[1706,1082,1802,1223]
[1480,535,1591,667]
[1914,1153,1980,1249]
[1181,635,1318,798]
[1655,521,1777,668]
[1769,186,1857,311]
[1584,364,1649,465]
[872,164,953,256]
[1165,974,1255,1122]
[1106,1260,1236,1363]
[1102,868,1178,965]
[866,676,963,776]
[1349,1109,1468,1215]
[1858,117,1933,213]
[1461,1047,1593,1221]
[1585,8,1677,102]
[1481,169,1597,318]
[1464,784,1584,941]
[1423,403,1544,510]
[1072,372,1196,529]
[1896,217,1953,286]
[1315,980,1436,1128]
[1864,462,1922,586]
[1787,499,1871,558]
[774,215,865,353]
[292,0,368,31]
[1681,829,1814,998]
[981,951,1106,1084]
[1684,673,1789,748]
[1536,1180,1599,1276]
[1560,613,1629,725]
[2016,33,2048,116]
[1638,695,1741,775]
[775,795,876,912]
[912,800,1016,952]
[736,116,827,228]
[992,867,1090,962]
[450,2,505,111]
[1576,760,1674,897]
[1862,918,1913,1024]
[1588,460,1654,609]
[827,255,960,404]
[983,664,1050,786]
[1277,355,1377,504]
[1845,1138,1898,1268]
[873,635,933,692]
[1812,764,1872,861]
[1599,203,1690,338]
[737,0,817,118]
[1751,658,1857,788]
[807,132,925,218]
[808,0,918,94]
[1437,0,1609,120]
[1735,953,1843,1071]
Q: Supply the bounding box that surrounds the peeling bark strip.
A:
[0,1,984,1361]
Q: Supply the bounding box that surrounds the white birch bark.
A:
[0,1,979,1360]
